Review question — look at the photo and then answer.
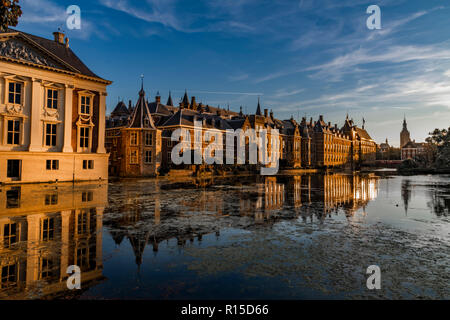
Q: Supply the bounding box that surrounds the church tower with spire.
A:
[400,116,411,148]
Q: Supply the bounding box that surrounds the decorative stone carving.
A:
[5,104,23,115]
[0,38,61,69]
[43,108,59,119]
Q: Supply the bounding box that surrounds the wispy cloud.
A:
[273,88,305,98]
[99,0,184,31]
[172,90,263,96]
[228,73,249,82]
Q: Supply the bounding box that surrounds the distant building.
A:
[0,29,112,184]
[400,116,411,148]
[401,140,427,160]
[107,85,377,176]
[400,118,427,160]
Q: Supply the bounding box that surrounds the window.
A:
[77,210,89,235]
[130,132,138,145]
[145,132,153,146]
[7,160,21,180]
[46,160,59,170]
[3,223,18,248]
[41,217,54,242]
[46,88,58,109]
[45,194,58,205]
[6,188,20,208]
[145,150,152,164]
[1,264,17,288]
[77,247,89,270]
[40,258,54,280]
[81,191,93,202]
[82,160,94,170]
[45,123,57,146]
[130,150,138,164]
[80,127,90,150]
[7,119,20,145]
[80,96,91,115]
[8,82,22,104]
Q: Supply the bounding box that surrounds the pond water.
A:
[0,173,449,299]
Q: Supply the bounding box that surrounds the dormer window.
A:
[80,95,91,115]
[46,88,59,109]
[8,82,22,105]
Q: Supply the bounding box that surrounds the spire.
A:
[239,106,243,117]
[180,90,189,108]
[128,83,156,129]
[256,97,262,116]
[139,74,144,96]
[166,91,174,106]
[403,115,407,130]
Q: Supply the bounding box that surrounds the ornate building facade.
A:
[107,86,377,176]
[0,29,111,184]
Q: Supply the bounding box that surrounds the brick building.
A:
[106,85,377,176]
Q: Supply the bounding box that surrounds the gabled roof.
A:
[128,86,157,129]
[355,127,373,140]
[111,101,130,117]
[1,28,110,84]
[148,102,172,116]
[160,108,197,127]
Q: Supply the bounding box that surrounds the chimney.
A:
[328,122,331,128]
[319,115,324,122]
[65,37,70,48]
[53,31,65,44]
[129,100,132,108]
[270,110,274,119]
[155,95,161,104]
[264,109,268,118]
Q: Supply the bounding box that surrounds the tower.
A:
[400,116,411,148]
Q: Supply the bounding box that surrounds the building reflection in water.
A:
[105,174,379,268]
[0,182,107,299]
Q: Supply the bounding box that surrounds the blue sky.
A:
[16,0,450,146]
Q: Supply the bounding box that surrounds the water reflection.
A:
[1,173,449,299]
[104,174,380,267]
[0,183,107,299]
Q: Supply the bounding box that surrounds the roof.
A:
[111,101,130,117]
[355,127,373,140]
[128,86,157,129]
[148,102,172,116]
[1,28,110,83]
[402,141,426,149]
